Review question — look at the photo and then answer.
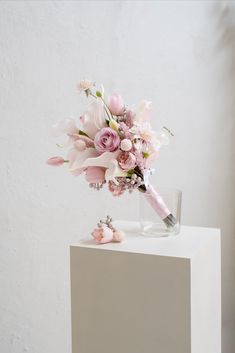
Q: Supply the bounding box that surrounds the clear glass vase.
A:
[139,187,182,237]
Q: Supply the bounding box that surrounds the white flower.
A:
[133,100,152,123]
[69,148,99,174]
[51,118,78,137]
[155,128,171,148]
[130,122,159,154]
[79,151,127,184]
[120,139,132,151]
[130,122,155,143]
[82,100,106,139]
[78,79,94,92]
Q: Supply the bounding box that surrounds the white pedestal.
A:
[70,223,221,353]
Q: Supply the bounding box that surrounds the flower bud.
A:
[74,140,86,151]
[108,94,124,116]
[120,138,132,151]
[46,156,65,166]
[109,118,119,131]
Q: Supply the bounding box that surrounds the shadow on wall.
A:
[211,1,235,111]
[212,2,235,67]
[209,3,235,228]
[210,3,235,353]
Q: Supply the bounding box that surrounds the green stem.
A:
[103,105,112,121]
[90,92,98,100]
[100,96,114,120]
[89,92,113,121]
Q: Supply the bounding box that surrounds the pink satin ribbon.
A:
[144,185,171,219]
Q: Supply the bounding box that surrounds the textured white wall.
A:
[0,1,234,353]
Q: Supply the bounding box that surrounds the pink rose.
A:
[117,151,136,170]
[94,127,120,152]
[92,225,113,244]
[108,94,124,116]
[85,167,105,183]
[46,156,65,166]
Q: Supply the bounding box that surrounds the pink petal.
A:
[85,167,105,183]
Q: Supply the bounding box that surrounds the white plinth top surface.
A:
[73,221,220,259]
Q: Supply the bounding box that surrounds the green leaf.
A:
[143,152,150,158]
[78,129,89,137]
[127,169,135,176]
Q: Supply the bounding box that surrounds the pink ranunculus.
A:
[85,167,105,183]
[46,156,65,166]
[113,230,125,242]
[108,94,124,116]
[117,151,136,170]
[92,225,114,244]
[94,127,120,152]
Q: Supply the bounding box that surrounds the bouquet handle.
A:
[144,184,177,228]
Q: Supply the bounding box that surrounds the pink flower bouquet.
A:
[47,80,177,228]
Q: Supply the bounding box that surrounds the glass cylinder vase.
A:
[139,187,182,237]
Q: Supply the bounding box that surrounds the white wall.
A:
[0,1,234,352]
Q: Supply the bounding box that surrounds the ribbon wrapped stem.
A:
[140,184,177,229]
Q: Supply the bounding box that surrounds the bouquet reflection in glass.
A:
[47,79,181,239]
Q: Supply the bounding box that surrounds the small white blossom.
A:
[120,139,132,151]
[78,79,94,92]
